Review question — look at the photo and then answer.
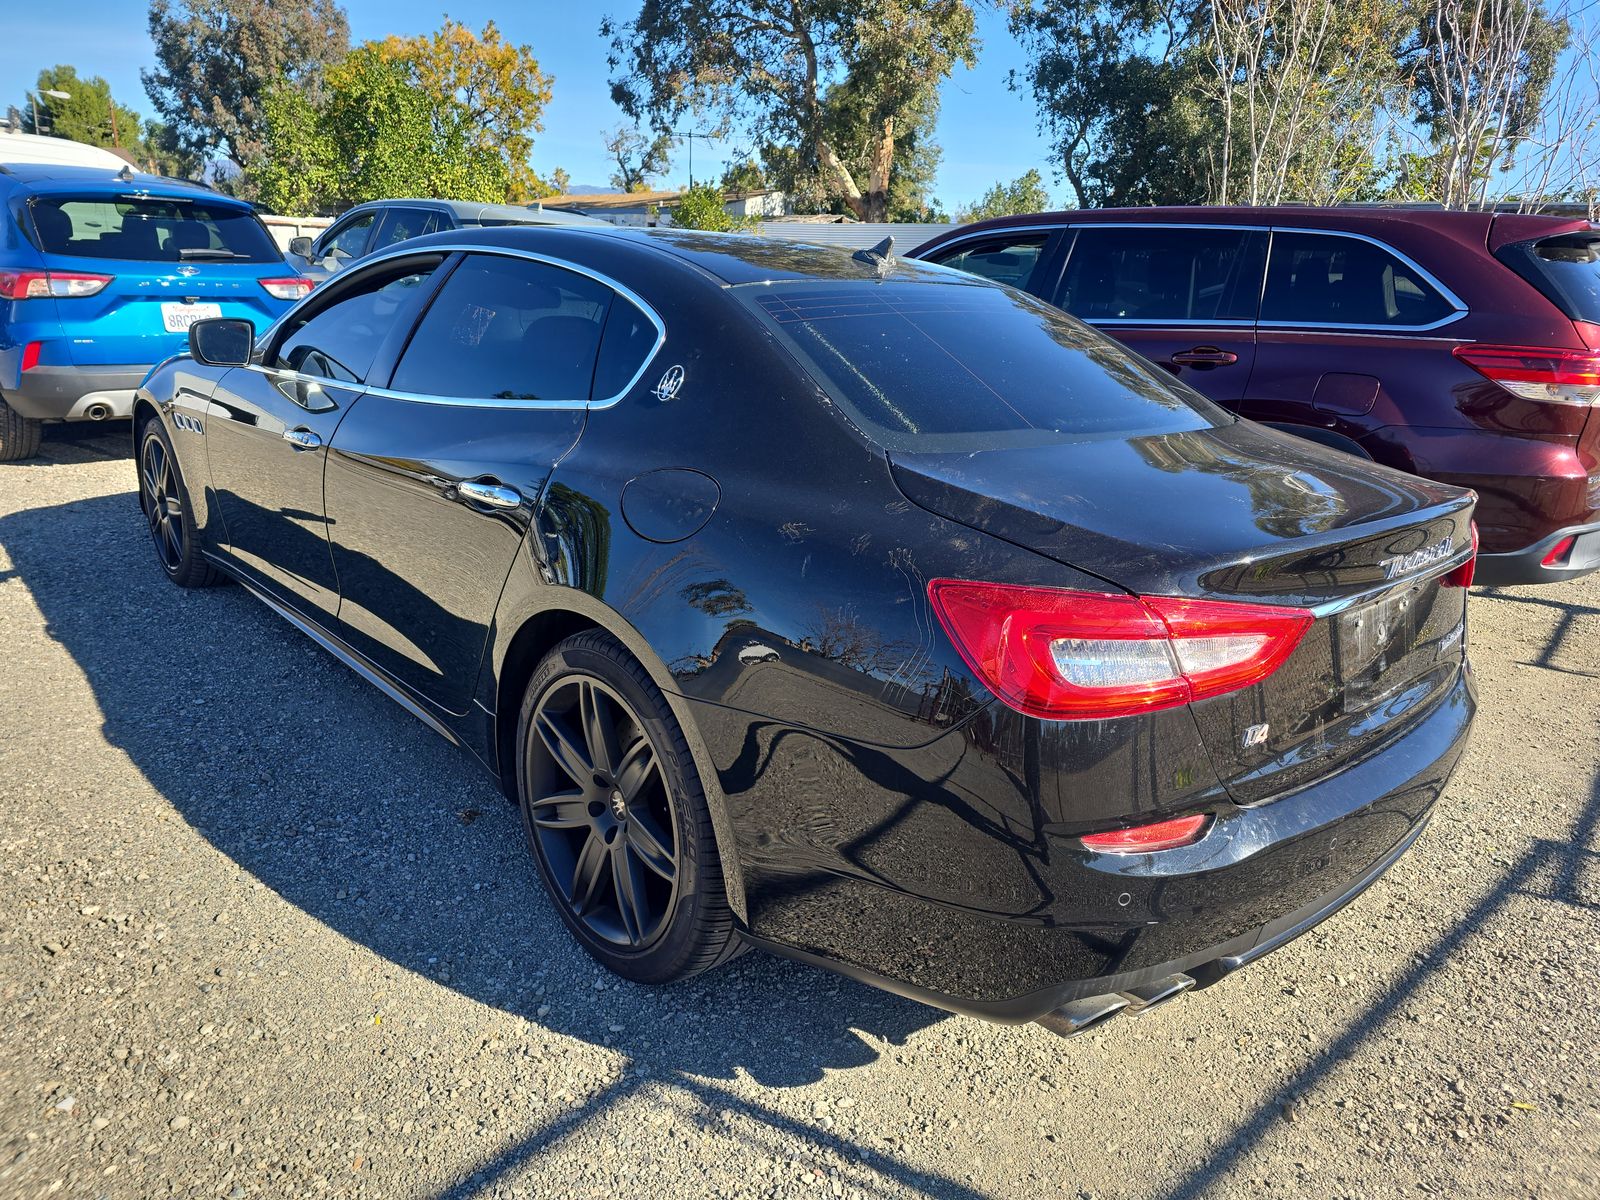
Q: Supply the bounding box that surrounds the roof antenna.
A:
[116,164,135,182]
[853,235,895,276]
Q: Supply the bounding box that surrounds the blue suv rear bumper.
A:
[3,364,147,421]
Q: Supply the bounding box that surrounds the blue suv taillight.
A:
[0,269,114,299]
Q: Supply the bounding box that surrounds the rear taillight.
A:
[926,579,1313,720]
[259,277,314,301]
[1442,521,1479,588]
[1542,535,1577,567]
[1454,344,1600,406]
[0,269,113,300]
[1081,813,1210,854]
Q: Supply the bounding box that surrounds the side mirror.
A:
[288,235,313,257]
[189,317,255,367]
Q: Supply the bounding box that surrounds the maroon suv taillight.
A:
[1453,344,1600,406]
[926,579,1313,720]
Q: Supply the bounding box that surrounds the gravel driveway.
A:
[2,425,1596,1200]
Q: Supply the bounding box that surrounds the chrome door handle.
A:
[457,480,523,509]
[283,428,322,450]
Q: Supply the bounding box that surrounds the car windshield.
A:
[1506,232,1600,322]
[29,194,281,264]
[740,279,1225,452]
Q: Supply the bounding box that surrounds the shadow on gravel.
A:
[1476,586,1600,679]
[1153,759,1600,1199]
[3,494,977,1195]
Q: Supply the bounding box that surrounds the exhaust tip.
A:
[1118,973,1196,1016]
[85,403,111,421]
[1037,994,1128,1039]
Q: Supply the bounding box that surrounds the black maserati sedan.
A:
[131,226,1477,1037]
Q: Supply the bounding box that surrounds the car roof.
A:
[0,161,228,201]
[345,197,610,227]
[398,223,961,287]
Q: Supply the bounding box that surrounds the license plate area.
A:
[1334,584,1424,710]
[161,302,222,333]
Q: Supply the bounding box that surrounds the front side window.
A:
[271,260,441,383]
[929,235,1049,290]
[29,195,281,263]
[389,254,613,401]
[1261,231,1455,327]
[1056,226,1267,322]
[319,213,377,262]
[370,208,442,253]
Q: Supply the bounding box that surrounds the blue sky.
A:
[2,2,1057,209]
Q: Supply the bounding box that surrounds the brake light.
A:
[1442,521,1478,588]
[1082,814,1210,854]
[20,341,41,371]
[926,579,1313,720]
[259,276,314,301]
[1542,535,1577,567]
[1454,344,1600,406]
[0,269,113,300]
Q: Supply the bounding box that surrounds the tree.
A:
[954,169,1053,221]
[251,45,509,214]
[719,158,767,193]
[549,166,573,196]
[143,0,350,175]
[374,19,555,203]
[21,66,143,148]
[604,0,979,221]
[669,183,751,230]
[604,123,673,192]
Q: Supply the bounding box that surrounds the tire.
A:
[0,394,42,462]
[136,417,221,588]
[515,630,741,983]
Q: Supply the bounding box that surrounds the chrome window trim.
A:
[250,242,667,410]
[920,225,1065,257]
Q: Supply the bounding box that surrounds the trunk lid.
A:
[891,419,1475,804]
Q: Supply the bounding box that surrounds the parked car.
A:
[0,161,310,461]
[285,198,611,282]
[912,207,1600,585]
[132,226,1476,1035]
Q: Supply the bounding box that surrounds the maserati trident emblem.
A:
[609,788,627,820]
[175,265,200,277]
[653,364,685,402]
[1378,535,1454,581]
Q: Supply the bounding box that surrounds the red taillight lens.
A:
[259,276,314,301]
[0,269,113,300]
[1542,535,1577,567]
[1082,813,1210,854]
[1454,344,1600,406]
[927,579,1312,720]
[1442,521,1478,588]
[20,341,41,371]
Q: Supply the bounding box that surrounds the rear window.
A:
[743,280,1223,451]
[1500,232,1600,322]
[29,194,281,263]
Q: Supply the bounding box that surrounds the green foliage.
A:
[605,0,977,221]
[719,159,767,194]
[604,124,673,192]
[143,0,350,175]
[251,45,509,214]
[669,183,749,231]
[954,169,1053,222]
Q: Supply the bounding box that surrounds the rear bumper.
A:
[2,365,147,421]
[749,662,1475,1025]
[1474,520,1600,586]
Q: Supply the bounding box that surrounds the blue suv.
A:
[0,162,309,460]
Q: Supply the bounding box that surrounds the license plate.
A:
[161,302,222,333]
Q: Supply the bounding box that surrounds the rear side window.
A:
[1056,226,1266,322]
[1498,232,1600,322]
[390,254,612,402]
[273,260,441,383]
[1261,231,1455,328]
[929,235,1049,289]
[592,295,660,400]
[29,195,281,263]
[744,280,1221,451]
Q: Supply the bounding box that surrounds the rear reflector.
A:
[20,341,41,372]
[259,277,314,301]
[927,579,1312,720]
[1542,535,1577,567]
[1442,520,1478,588]
[1082,814,1210,854]
[0,269,113,300]
[1454,344,1600,406]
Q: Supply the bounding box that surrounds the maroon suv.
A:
[912,207,1600,585]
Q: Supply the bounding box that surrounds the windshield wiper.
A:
[177,248,247,260]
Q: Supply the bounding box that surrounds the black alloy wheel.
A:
[141,432,185,573]
[516,631,740,983]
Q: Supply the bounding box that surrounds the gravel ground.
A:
[1,424,1597,1200]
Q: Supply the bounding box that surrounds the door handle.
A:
[1170,347,1239,369]
[282,428,322,450]
[457,480,523,509]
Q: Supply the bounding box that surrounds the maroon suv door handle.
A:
[1170,346,1240,369]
